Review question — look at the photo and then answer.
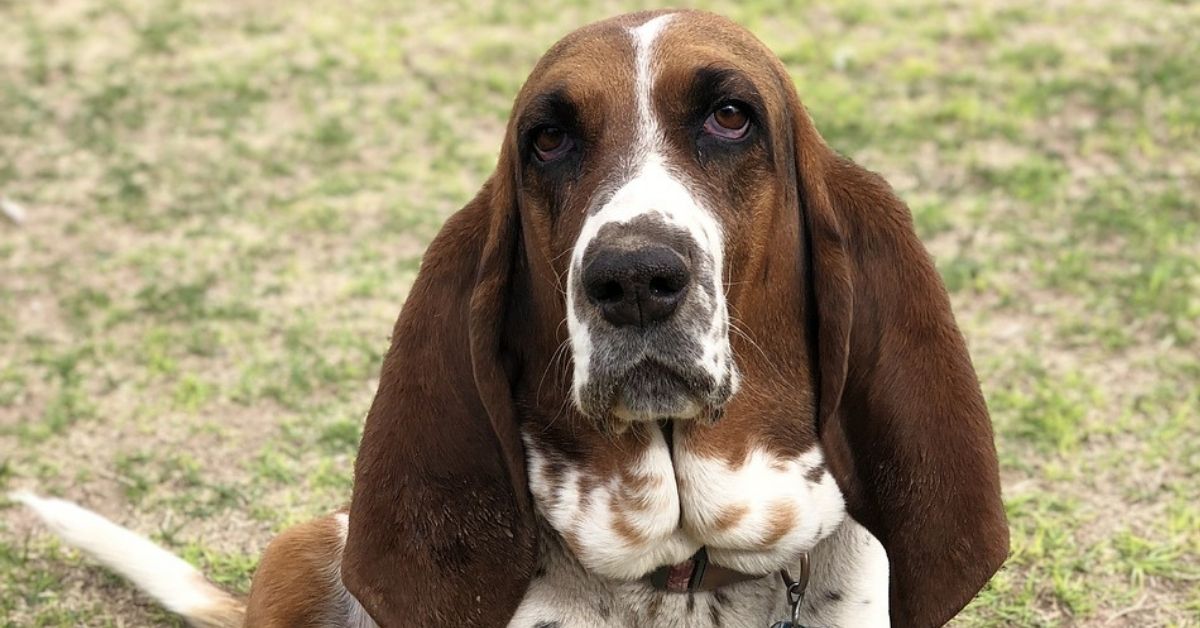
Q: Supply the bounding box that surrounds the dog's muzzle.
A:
[571,225,735,424]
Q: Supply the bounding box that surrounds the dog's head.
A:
[508,11,823,429]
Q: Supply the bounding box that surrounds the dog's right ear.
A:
[787,87,1009,625]
[341,169,535,626]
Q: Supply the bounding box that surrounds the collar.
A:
[643,547,811,597]
[645,547,812,594]
[645,547,757,592]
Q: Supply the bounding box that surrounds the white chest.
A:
[523,423,847,580]
[518,422,889,626]
[506,518,891,627]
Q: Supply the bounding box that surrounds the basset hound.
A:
[15,9,1008,628]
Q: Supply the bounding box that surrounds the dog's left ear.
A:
[341,157,535,625]
[789,95,1009,625]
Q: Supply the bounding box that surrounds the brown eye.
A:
[714,105,747,129]
[704,103,750,140]
[534,126,571,160]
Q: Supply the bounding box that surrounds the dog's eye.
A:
[704,104,750,140]
[534,126,572,161]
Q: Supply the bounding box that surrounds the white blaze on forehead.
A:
[632,13,675,153]
[567,13,679,404]
[569,11,718,273]
[566,10,737,410]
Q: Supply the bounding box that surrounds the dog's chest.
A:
[507,527,789,628]
[522,423,848,581]
[514,421,890,627]
[506,518,892,628]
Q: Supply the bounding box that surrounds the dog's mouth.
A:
[580,359,733,424]
[612,362,702,421]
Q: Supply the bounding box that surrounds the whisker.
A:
[551,245,575,265]
[728,314,788,382]
[536,337,573,401]
[542,383,575,432]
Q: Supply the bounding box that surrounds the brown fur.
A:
[245,513,350,627]
[709,503,750,533]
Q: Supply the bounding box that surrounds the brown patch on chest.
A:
[610,506,651,547]
[710,503,750,533]
[761,501,798,547]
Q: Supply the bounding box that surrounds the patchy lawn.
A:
[1,0,1197,625]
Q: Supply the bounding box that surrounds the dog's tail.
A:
[11,491,246,628]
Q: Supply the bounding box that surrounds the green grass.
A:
[1,0,1198,625]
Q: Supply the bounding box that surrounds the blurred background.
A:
[1,0,1196,625]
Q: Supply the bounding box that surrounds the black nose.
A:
[583,245,691,327]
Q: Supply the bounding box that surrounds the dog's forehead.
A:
[649,11,778,61]
[515,10,775,108]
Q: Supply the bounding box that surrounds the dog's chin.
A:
[611,390,702,423]
[582,362,727,425]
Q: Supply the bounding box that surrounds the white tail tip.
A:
[11,491,245,628]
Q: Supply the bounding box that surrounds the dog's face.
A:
[511,12,791,428]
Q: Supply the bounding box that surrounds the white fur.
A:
[567,12,737,415]
[508,517,889,627]
[675,444,847,574]
[524,429,699,578]
[567,314,592,408]
[804,518,891,627]
[524,424,855,585]
[13,492,378,628]
[10,491,240,623]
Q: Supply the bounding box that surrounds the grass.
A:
[1,0,1197,625]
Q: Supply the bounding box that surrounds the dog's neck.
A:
[503,519,891,628]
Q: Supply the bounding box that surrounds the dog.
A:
[16,10,1008,627]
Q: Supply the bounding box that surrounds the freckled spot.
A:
[614,471,660,512]
[646,594,663,619]
[611,486,638,513]
[611,509,648,547]
[620,468,657,492]
[804,465,825,483]
[825,590,843,602]
[710,503,749,532]
[761,501,797,546]
[769,458,790,473]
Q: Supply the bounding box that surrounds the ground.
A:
[0,0,1197,626]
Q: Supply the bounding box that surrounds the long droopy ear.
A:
[341,171,535,626]
[792,102,1009,625]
